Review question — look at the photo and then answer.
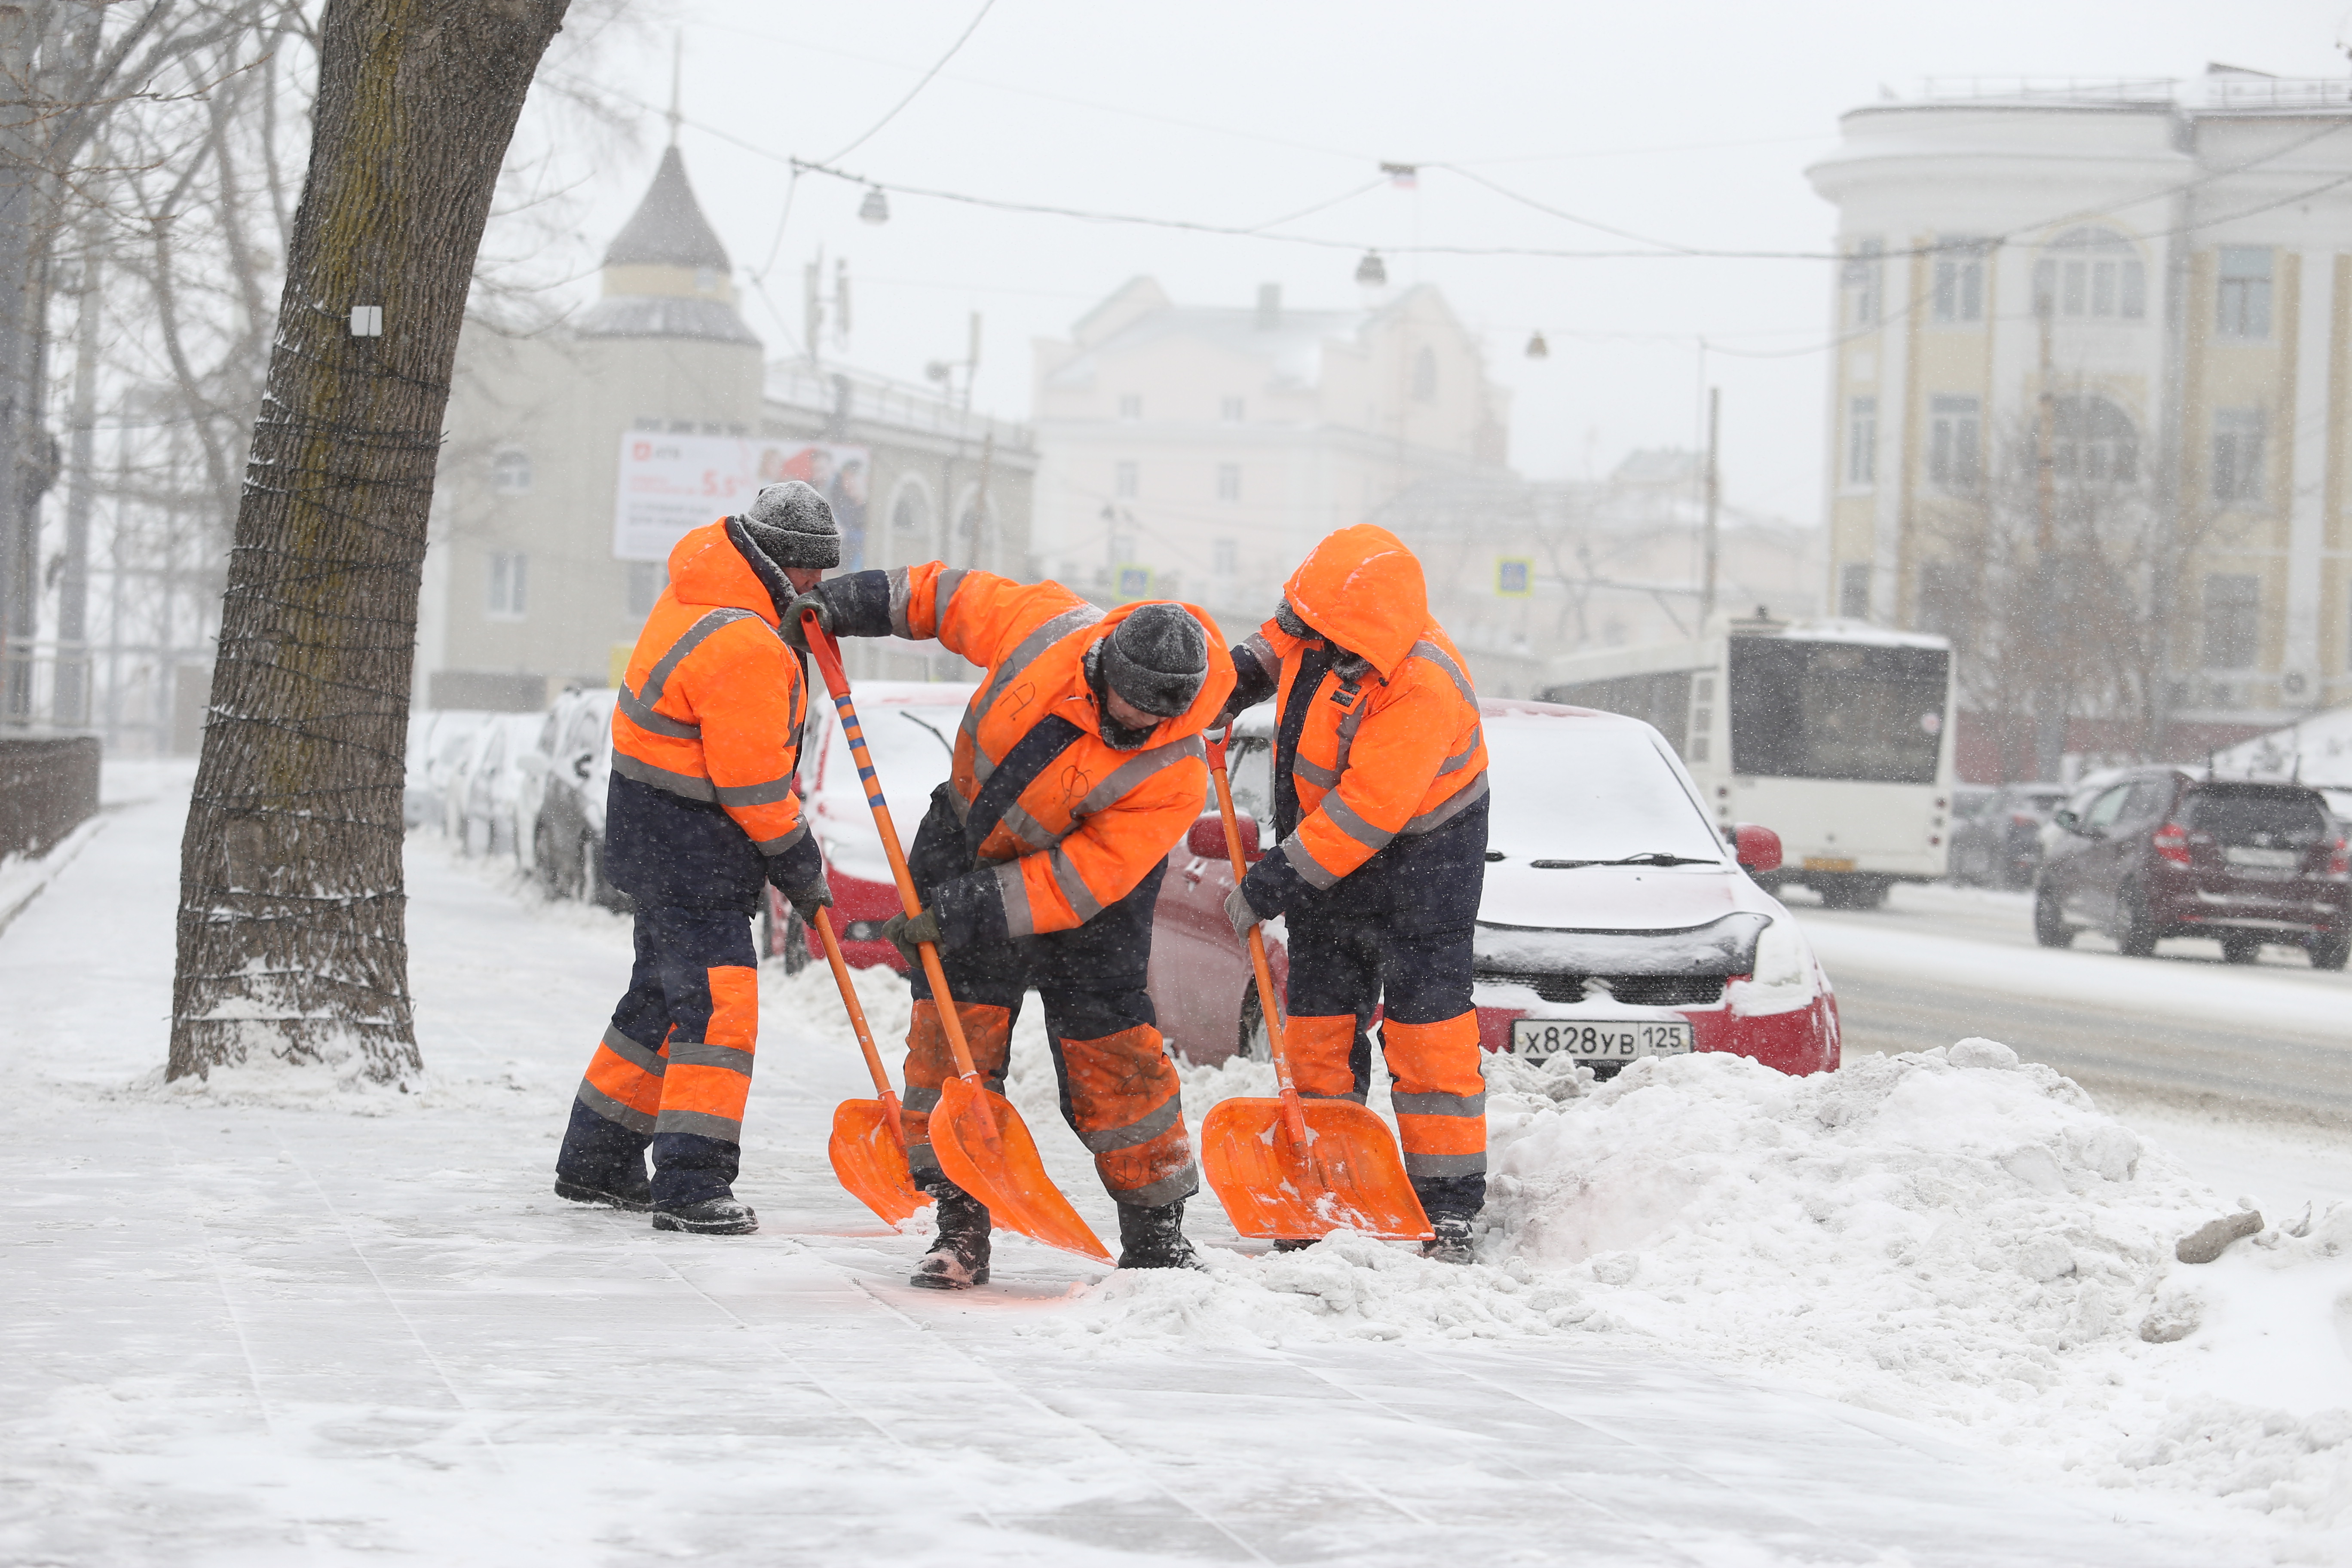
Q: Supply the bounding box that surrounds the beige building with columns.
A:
[1807,69,2352,760]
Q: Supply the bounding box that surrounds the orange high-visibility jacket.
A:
[1237,525,1486,895]
[609,519,809,858]
[836,562,1234,941]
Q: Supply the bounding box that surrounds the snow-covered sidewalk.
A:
[1,771,2341,1564]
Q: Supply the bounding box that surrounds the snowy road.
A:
[1793,884,2352,1122]
[2,769,2339,1565]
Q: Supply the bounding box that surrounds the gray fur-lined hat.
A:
[1100,603,1210,719]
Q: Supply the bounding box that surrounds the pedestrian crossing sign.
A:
[1114,564,1154,600]
[1496,557,1533,597]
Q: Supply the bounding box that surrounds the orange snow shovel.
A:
[801,612,1112,1265]
[1198,732,1432,1243]
[815,906,932,1228]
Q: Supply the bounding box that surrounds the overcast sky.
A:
[537,1,2352,530]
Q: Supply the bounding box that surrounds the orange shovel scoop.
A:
[813,906,932,1228]
[1197,732,1432,1243]
[802,612,1112,1265]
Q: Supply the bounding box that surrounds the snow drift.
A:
[1050,1036,2352,1535]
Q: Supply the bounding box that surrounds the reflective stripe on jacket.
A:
[818,562,1235,942]
[609,519,809,858]
[1242,525,1487,893]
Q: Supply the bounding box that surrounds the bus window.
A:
[1728,639,1948,783]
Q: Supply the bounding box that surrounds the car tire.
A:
[582,837,621,911]
[2219,933,2262,965]
[782,910,810,974]
[1237,980,1271,1063]
[2033,883,2073,948]
[2308,935,2349,971]
[536,819,572,898]
[2113,881,2158,959]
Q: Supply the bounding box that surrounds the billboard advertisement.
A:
[612,432,870,567]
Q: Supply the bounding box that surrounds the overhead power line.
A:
[821,0,998,165]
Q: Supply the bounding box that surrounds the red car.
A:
[1146,700,1841,1078]
[758,680,977,972]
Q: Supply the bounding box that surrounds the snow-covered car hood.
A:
[1474,863,1783,976]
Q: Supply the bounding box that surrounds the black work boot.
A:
[651,1196,759,1235]
[910,1181,991,1289]
[1116,1198,1203,1271]
[1417,1176,1485,1265]
[554,1171,653,1212]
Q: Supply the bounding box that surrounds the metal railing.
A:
[1912,77,2178,107]
[766,358,1034,450]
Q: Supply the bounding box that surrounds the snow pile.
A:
[1057,1039,2352,1532]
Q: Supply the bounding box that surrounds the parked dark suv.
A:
[2034,769,2349,967]
[1951,781,2069,888]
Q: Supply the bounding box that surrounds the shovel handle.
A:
[802,612,999,1138]
[812,906,906,1146]
[1206,733,1312,1150]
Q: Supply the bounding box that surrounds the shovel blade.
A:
[828,1099,933,1228]
[1200,1097,1433,1242]
[931,1076,1112,1263]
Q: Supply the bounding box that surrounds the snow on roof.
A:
[2208,703,2352,786]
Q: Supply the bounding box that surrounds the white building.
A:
[1807,68,2352,763]
[1029,278,1510,634]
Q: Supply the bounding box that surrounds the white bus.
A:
[1539,612,1957,910]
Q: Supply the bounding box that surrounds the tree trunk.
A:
[169,0,570,1083]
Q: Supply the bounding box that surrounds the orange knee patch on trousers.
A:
[1283,1013,1361,1099]
[1056,1025,1180,1133]
[901,1000,1011,1148]
[585,1038,668,1118]
[1381,1013,1484,1097]
[1393,1112,1488,1158]
[706,965,759,1049]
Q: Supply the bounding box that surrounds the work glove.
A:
[780,588,837,652]
[881,906,942,968]
[777,878,833,924]
[1223,881,1264,945]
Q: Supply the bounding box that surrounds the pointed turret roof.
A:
[603,146,731,271]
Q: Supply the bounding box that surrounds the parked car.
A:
[1146,700,1841,1080]
[403,709,494,829]
[446,713,545,858]
[534,688,625,909]
[2034,769,2350,967]
[1949,781,2069,888]
[756,680,976,971]
[510,708,559,876]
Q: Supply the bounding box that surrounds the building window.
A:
[491,447,531,494]
[487,552,527,620]
[891,484,934,545]
[1115,460,1138,499]
[627,561,666,619]
[1221,396,1245,423]
[1917,559,1969,641]
[1213,539,1238,576]
[1118,394,1142,421]
[2051,395,2139,485]
[1931,241,1986,324]
[2203,573,2260,670]
[2032,227,2146,322]
[1927,395,1981,491]
[2211,408,2266,505]
[1839,562,1871,620]
[2217,247,2273,339]
[1412,346,1438,401]
[1842,239,1883,328]
[1216,463,1241,504]
[1845,396,1877,487]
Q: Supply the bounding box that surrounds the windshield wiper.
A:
[1529,852,1718,869]
[898,710,955,760]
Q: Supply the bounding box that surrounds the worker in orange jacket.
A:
[1219,525,1490,1262]
[790,564,1234,1286]
[553,482,839,1236]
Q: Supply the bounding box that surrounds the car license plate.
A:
[2225,847,2298,870]
[1802,856,1856,873]
[1511,1018,1694,1063]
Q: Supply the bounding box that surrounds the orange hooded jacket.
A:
[817,561,1234,946]
[608,519,809,861]
[1232,525,1487,902]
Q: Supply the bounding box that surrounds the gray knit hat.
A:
[735,480,841,570]
[1100,603,1209,719]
